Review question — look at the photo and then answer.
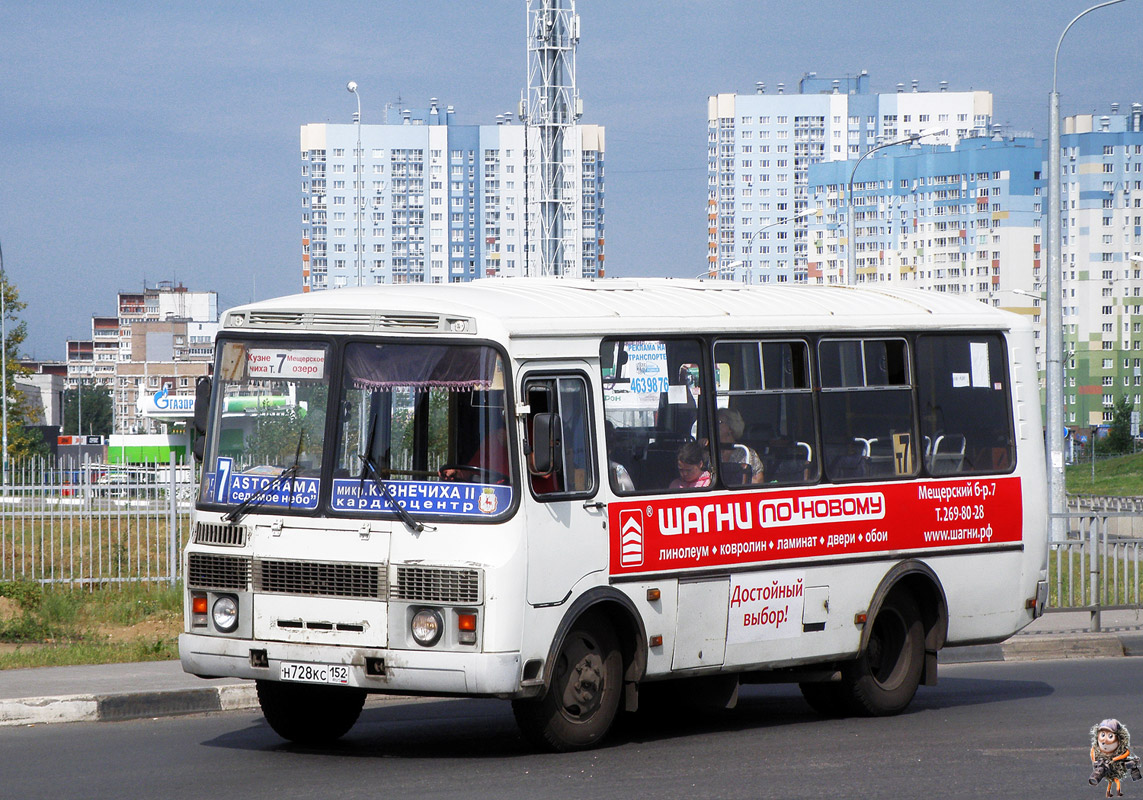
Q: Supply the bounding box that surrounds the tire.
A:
[512,619,623,752]
[841,590,925,716]
[256,679,366,745]
[798,680,850,717]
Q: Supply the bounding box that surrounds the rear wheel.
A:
[842,590,925,716]
[256,680,366,745]
[512,619,622,752]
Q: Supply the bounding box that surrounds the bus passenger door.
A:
[521,369,605,606]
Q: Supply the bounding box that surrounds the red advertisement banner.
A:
[609,476,1023,576]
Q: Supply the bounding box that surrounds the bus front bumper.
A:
[179,633,524,697]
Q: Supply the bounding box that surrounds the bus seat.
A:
[931,434,966,473]
[867,438,896,476]
[828,440,869,480]
[719,460,751,486]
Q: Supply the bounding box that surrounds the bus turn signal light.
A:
[458,613,477,644]
[191,593,208,627]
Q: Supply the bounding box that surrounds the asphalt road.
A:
[2,658,1138,800]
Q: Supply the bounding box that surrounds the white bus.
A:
[180,279,1048,751]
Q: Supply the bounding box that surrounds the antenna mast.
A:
[522,0,581,277]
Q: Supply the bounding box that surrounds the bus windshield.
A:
[200,339,331,513]
[199,338,514,521]
[331,342,512,520]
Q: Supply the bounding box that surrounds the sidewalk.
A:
[2,609,1142,728]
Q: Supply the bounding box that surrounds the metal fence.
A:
[1048,510,1143,630]
[1069,495,1143,513]
[0,454,195,586]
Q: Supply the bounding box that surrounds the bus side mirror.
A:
[529,413,561,476]
[192,377,212,462]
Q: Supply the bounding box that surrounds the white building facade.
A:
[301,102,605,289]
[707,73,993,283]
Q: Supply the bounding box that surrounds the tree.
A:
[0,277,51,459]
[62,384,113,437]
[1104,394,1136,455]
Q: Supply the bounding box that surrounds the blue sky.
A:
[2,1,1140,356]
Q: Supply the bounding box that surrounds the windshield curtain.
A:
[198,339,330,512]
[332,342,513,520]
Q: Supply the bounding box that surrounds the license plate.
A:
[280,661,351,685]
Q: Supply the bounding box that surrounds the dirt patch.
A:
[92,616,179,645]
[0,597,23,622]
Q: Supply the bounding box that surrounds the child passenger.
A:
[670,441,711,489]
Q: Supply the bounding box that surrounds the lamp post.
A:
[1047,0,1125,544]
[846,127,946,286]
[712,207,823,281]
[347,81,363,287]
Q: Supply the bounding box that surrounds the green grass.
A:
[1066,451,1143,496]
[0,581,180,669]
[0,639,179,670]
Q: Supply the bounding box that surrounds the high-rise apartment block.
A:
[806,136,1045,373]
[300,102,605,289]
[707,73,992,283]
[808,137,1043,291]
[1059,106,1143,428]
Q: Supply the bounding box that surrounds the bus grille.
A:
[390,566,481,604]
[255,559,385,600]
[193,522,247,547]
[187,553,250,591]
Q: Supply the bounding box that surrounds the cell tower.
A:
[521,0,581,277]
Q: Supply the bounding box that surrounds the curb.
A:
[942,632,1136,664]
[0,683,259,727]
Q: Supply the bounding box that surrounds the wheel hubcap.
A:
[558,635,605,719]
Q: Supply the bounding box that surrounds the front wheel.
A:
[256,680,366,745]
[842,590,925,716]
[512,619,623,752]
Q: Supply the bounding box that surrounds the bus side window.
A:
[599,338,710,493]
[819,338,917,482]
[916,334,1014,475]
[712,339,817,487]
[523,375,596,498]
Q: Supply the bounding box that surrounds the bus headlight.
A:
[212,595,239,633]
[410,608,443,647]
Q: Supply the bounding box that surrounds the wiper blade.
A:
[358,453,430,534]
[223,464,299,524]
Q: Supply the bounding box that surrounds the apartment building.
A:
[1059,105,1143,429]
[301,101,605,289]
[65,282,219,434]
[707,73,992,283]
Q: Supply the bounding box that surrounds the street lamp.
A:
[708,207,823,281]
[347,81,363,287]
[1046,0,1125,545]
[846,127,946,286]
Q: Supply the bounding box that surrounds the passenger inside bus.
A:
[670,441,711,489]
[716,408,764,485]
[604,421,635,492]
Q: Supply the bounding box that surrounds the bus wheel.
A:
[512,619,622,752]
[843,590,924,716]
[256,680,366,744]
